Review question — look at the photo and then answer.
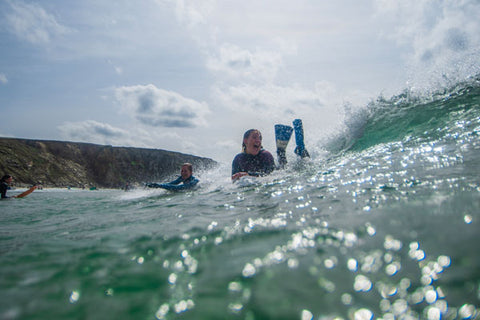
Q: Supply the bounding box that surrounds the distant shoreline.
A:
[0,137,217,189]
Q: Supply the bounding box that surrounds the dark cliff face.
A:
[0,138,217,188]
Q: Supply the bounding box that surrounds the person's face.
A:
[181,166,192,180]
[6,177,13,184]
[244,130,262,155]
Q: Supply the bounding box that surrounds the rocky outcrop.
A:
[0,138,217,188]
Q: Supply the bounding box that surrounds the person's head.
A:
[1,174,13,184]
[242,129,263,155]
[180,163,193,180]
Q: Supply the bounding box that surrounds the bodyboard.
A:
[15,186,37,198]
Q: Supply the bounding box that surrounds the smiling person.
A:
[232,129,275,181]
[146,163,199,191]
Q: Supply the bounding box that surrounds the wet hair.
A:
[1,174,12,182]
[242,129,262,153]
[182,163,193,173]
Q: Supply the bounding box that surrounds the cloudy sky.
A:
[1,0,479,163]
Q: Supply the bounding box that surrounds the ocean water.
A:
[1,78,480,320]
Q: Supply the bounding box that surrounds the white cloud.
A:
[114,84,210,128]
[4,0,71,45]
[170,0,215,29]
[58,120,129,144]
[58,120,154,149]
[0,73,7,84]
[206,43,286,83]
[213,82,339,118]
[57,119,213,157]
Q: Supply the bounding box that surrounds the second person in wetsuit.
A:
[147,163,199,191]
[231,129,275,181]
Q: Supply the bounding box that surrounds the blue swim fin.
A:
[275,124,293,168]
[293,119,310,158]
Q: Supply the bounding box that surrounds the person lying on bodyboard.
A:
[146,163,199,191]
[0,174,37,199]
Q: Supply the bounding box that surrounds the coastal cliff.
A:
[0,138,217,188]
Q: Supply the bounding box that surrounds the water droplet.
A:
[354,308,373,320]
[301,309,314,320]
[228,303,243,314]
[341,293,353,305]
[324,258,336,269]
[69,290,80,303]
[464,215,472,224]
[425,289,438,304]
[354,275,372,292]
[228,281,242,292]
[288,258,299,269]
[385,262,401,276]
[438,255,451,268]
[427,306,441,320]
[384,235,402,251]
[242,263,256,278]
[155,304,169,319]
[459,304,477,319]
[348,258,358,272]
[168,273,177,285]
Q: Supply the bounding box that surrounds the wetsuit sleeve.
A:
[160,177,199,191]
[232,154,242,176]
[146,176,182,188]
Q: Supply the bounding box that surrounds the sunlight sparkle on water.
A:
[174,299,194,314]
[354,275,372,292]
[384,235,402,251]
[301,309,314,320]
[242,263,256,278]
[69,290,80,303]
[228,303,243,314]
[427,306,442,320]
[425,288,438,304]
[354,308,373,320]
[459,304,478,319]
[228,281,242,292]
[464,214,473,224]
[348,258,358,272]
[342,293,353,305]
[168,273,177,285]
[385,261,401,276]
[155,304,169,320]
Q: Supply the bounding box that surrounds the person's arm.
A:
[146,176,183,188]
[160,177,198,191]
[232,155,249,181]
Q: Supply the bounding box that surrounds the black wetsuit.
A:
[1,181,10,199]
[231,149,275,177]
